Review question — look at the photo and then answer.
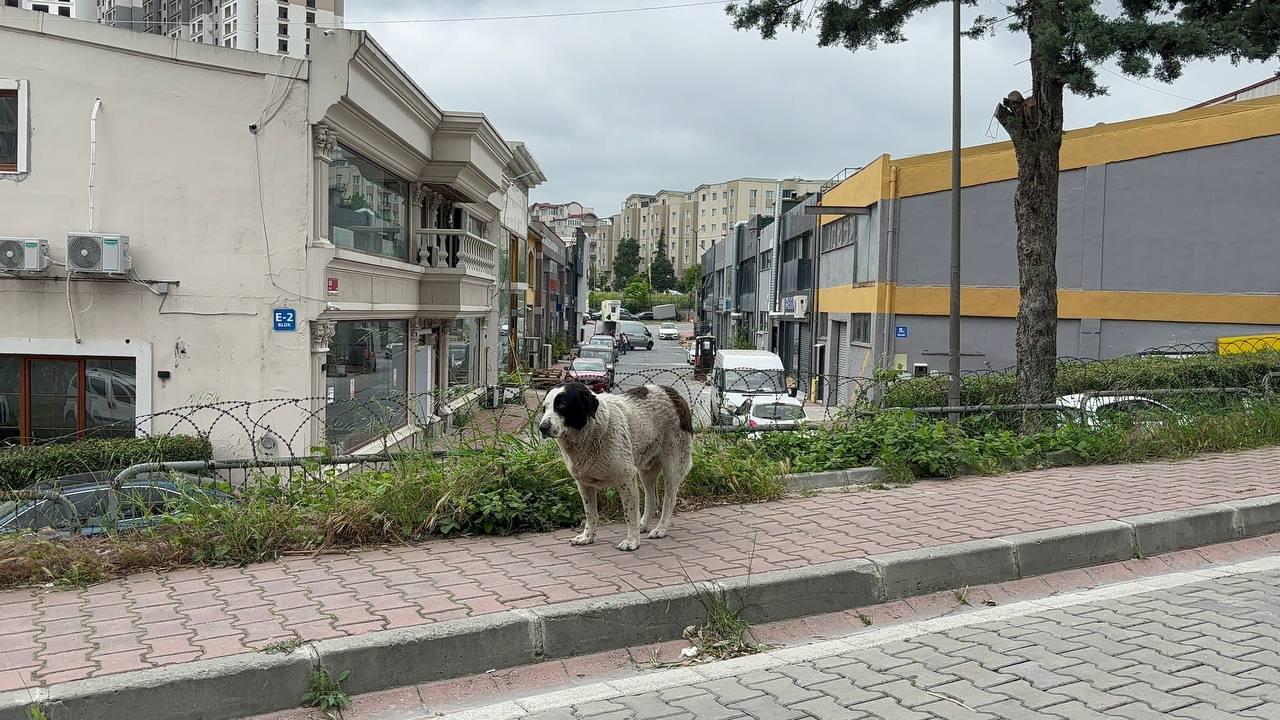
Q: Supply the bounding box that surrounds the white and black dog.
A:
[539,382,694,551]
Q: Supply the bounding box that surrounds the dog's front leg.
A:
[616,472,641,551]
[571,482,598,546]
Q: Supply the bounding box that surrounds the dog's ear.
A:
[560,383,599,430]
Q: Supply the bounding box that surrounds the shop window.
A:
[324,320,408,450]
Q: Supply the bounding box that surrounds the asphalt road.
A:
[584,320,714,424]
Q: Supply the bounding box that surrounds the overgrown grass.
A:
[4,398,1279,589]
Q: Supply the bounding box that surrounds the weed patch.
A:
[302,666,350,716]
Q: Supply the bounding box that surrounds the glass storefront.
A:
[327,145,410,261]
[325,320,408,450]
[447,318,482,389]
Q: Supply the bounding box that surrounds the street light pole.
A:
[947,0,963,420]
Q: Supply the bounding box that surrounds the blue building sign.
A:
[895,325,909,339]
[273,308,298,332]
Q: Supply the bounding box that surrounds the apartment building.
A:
[5,0,92,19]
[614,177,822,277]
[0,10,541,454]
[94,0,342,57]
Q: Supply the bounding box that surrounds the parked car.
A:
[585,334,624,354]
[711,349,792,424]
[618,308,637,321]
[576,345,617,373]
[0,471,233,536]
[657,322,679,340]
[564,357,613,393]
[1055,394,1182,429]
[733,396,809,435]
[636,311,654,321]
[619,321,654,350]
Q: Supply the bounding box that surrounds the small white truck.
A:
[652,303,677,321]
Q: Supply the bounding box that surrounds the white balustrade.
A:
[418,229,497,279]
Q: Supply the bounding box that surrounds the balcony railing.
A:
[418,229,497,279]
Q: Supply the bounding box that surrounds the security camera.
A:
[323,28,334,36]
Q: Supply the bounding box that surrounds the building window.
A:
[278,38,288,52]
[0,355,138,445]
[0,82,27,174]
[31,3,48,10]
[277,5,287,19]
[306,10,313,23]
[278,22,287,36]
[57,5,70,15]
[324,320,409,451]
[712,192,717,200]
[328,144,410,261]
[305,27,310,39]
[766,190,775,201]
[701,194,706,201]
[820,215,857,253]
[305,0,314,6]
[448,318,482,388]
[851,314,871,344]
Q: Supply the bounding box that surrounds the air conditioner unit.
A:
[66,233,131,274]
[0,237,50,274]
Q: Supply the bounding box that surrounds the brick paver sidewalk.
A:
[3,447,1279,692]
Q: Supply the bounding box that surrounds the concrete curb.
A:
[783,467,885,491]
[6,492,1280,720]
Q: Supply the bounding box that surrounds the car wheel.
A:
[647,342,654,350]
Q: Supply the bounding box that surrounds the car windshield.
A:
[579,348,613,363]
[753,403,806,421]
[620,322,648,335]
[571,358,607,373]
[661,323,676,329]
[588,336,613,345]
[724,369,785,393]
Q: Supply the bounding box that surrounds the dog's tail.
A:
[660,386,694,435]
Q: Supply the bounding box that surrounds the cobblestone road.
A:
[453,559,1280,720]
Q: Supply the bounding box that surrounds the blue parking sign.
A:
[895,325,909,339]
[273,308,297,332]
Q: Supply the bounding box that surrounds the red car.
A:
[564,357,613,393]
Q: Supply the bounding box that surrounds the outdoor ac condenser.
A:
[0,237,50,273]
[66,233,131,274]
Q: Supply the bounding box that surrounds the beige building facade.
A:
[613,177,822,277]
[0,10,541,455]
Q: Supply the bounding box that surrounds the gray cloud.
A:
[349,0,1274,215]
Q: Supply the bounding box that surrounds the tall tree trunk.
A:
[996,28,1066,426]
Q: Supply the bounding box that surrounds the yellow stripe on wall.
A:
[817,96,1280,208]
[818,283,1280,325]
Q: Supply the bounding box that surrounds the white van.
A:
[711,350,793,425]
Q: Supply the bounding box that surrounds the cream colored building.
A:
[0,10,542,455]
[613,177,822,276]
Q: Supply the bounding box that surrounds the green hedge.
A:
[587,291,695,313]
[0,435,214,490]
[882,352,1280,408]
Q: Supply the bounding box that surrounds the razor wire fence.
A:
[2,342,1279,494]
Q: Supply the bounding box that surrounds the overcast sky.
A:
[347,0,1275,216]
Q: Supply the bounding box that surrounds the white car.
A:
[1055,393,1181,428]
[657,322,679,340]
[732,396,808,435]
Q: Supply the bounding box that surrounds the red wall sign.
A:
[327,278,339,294]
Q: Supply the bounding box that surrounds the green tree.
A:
[612,238,641,290]
[622,275,651,313]
[728,0,1280,408]
[682,263,702,295]
[649,233,678,293]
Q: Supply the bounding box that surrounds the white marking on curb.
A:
[433,556,1280,719]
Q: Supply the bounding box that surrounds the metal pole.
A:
[947,0,963,421]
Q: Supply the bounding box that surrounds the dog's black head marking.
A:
[555,382,599,430]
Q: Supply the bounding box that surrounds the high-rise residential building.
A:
[530,201,612,282]
[96,0,342,57]
[8,0,94,19]
[612,177,823,276]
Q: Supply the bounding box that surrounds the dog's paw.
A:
[647,528,667,539]
[570,532,595,546]
[615,538,639,551]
